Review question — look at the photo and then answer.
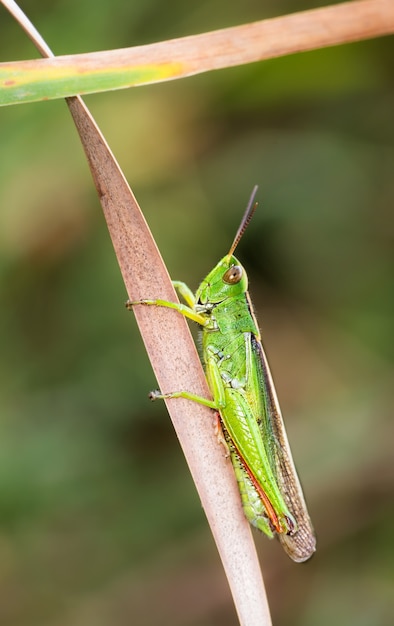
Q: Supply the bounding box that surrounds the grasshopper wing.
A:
[252,335,316,562]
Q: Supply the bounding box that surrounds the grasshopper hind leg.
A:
[224,433,275,538]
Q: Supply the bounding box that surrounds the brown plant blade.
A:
[2,1,272,624]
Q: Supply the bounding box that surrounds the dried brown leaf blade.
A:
[2,1,272,624]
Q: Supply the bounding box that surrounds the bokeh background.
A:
[1,1,393,624]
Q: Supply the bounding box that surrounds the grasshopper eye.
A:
[223,265,243,284]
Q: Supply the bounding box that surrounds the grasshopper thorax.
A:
[196,254,248,305]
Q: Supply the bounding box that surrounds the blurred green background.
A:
[0,1,393,625]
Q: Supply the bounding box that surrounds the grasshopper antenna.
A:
[227,186,258,259]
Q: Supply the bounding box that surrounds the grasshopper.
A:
[127,187,316,562]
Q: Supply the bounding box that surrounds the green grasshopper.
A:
[128,187,316,562]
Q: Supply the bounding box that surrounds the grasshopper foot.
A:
[125,299,150,310]
[149,390,162,401]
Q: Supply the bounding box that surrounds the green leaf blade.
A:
[0,59,185,106]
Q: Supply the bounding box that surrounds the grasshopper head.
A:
[196,254,248,305]
[197,186,258,306]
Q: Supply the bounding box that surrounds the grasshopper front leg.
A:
[172,281,196,309]
[126,280,206,327]
[126,297,207,326]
